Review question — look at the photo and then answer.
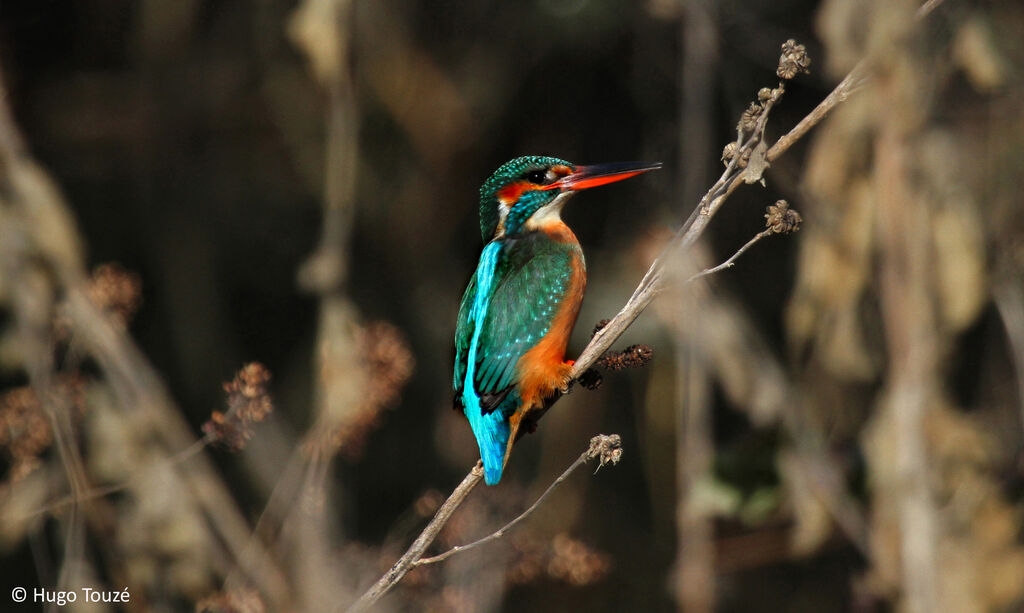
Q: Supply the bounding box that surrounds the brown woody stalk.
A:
[348,436,622,612]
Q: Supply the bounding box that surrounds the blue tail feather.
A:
[464,398,511,485]
[461,241,515,485]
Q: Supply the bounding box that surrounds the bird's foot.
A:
[557,360,576,394]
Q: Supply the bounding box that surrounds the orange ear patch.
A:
[498,181,531,205]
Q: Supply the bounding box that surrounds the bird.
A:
[454,155,661,485]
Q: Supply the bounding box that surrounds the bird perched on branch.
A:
[454,156,660,484]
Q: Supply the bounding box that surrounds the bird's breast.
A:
[514,235,586,411]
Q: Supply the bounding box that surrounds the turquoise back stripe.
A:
[462,242,510,485]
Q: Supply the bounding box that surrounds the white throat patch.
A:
[524,191,574,231]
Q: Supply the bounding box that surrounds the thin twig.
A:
[0,65,293,607]
[764,64,864,165]
[672,305,715,612]
[7,435,213,523]
[347,434,622,612]
[347,467,484,613]
[414,446,591,566]
[687,229,773,283]
[994,282,1024,433]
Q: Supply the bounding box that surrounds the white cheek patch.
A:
[495,202,510,238]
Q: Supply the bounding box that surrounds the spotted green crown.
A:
[478,156,574,242]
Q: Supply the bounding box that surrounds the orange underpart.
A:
[503,243,587,464]
[532,219,580,244]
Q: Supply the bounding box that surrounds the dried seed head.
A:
[722,141,739,165]
[203,362,274,450]
[739,102,763,132]
[0,375,88,483]
[54,262,142,340]
[765,200,803,234]
[597,344,653,371]
[578,368,603,390]
[304,321,414,460]
[0,388,51,482]
[587,433,623,468]
[87,263,143,328]
[777,39,811,80]
[757,87,773,102]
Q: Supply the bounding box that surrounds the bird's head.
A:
[478,155,661,241]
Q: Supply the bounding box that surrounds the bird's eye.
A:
[525,170,547,184]
[525,169,558,185]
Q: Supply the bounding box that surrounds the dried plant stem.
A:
[673,326,715,612]
[348,435,621,612]
[570,45,882,380]
[347,467,484,613]
[0,65,293,607]
[687,229,773,283]
[994,282,1024,432]
[764,63,865,164]
[8,435,213,522]
[414,447,592,566]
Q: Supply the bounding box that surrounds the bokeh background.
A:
[2,0,1024,611]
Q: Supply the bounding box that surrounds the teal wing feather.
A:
[474,246,575,405]
[457,237,576,411]
[453,275,476,396]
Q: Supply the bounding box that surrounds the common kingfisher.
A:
[454,155,661,485]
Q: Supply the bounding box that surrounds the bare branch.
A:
[0,62,293,607]
[347,467,484,612]
[687,230,773,283]
[414,434,621,567]
[347,435,622,611]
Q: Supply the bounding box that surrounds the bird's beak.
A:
[546,161,662,192]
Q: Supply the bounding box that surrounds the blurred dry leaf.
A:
[0,467,50,549]
[815,0,872,76]
[288,0,349,85]
[952,18,1008,92]
[778,450,833,555]
[3,161,85,280]
[121,462,214,597]
[931,203,987,332]
[357,3,472,165]
[546,533,612,586]
[306,320,414,459]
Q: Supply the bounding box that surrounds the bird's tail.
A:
[475,411,510,485]
[464,394,516,485]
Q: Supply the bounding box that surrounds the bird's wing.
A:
[472,239,574,413]
[453,274,476,400]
